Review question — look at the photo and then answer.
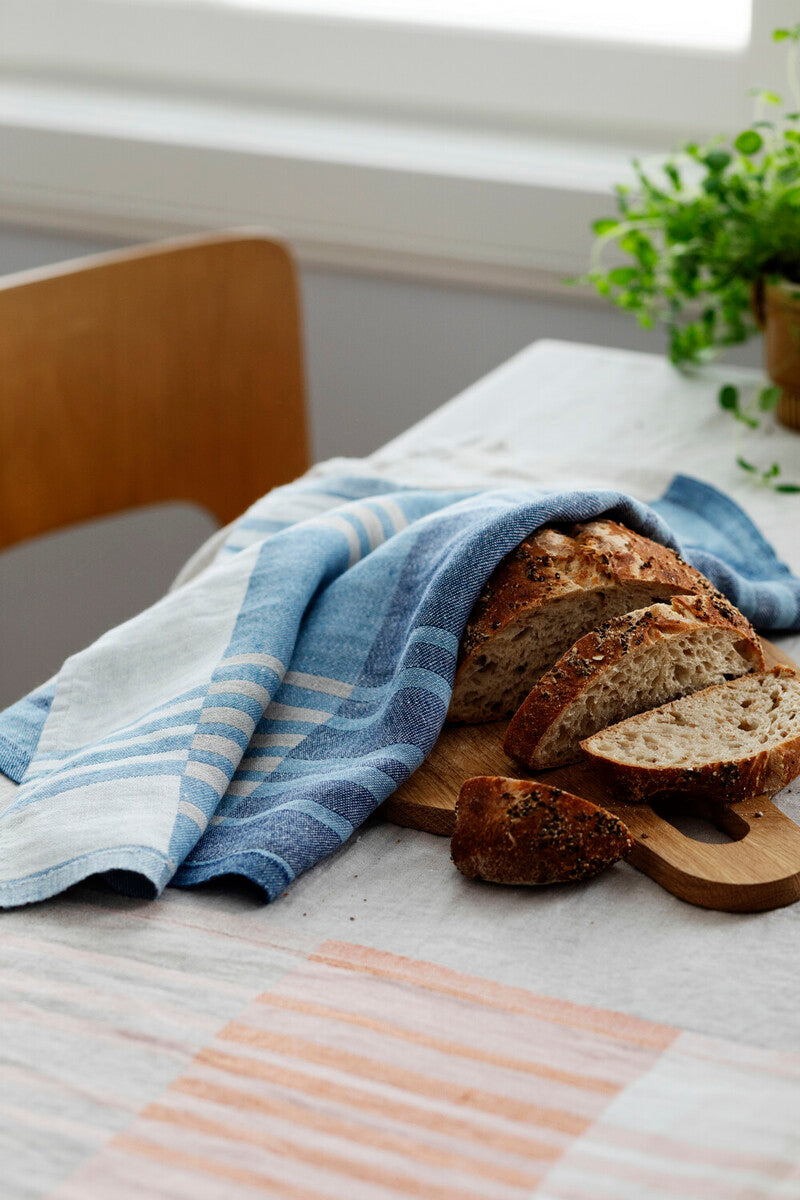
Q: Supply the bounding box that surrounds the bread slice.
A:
[503,593,765,771]
[581,667,800,804]
[449,519,735,724]
[451,776,634,885]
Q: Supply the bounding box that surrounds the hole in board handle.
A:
[650,793,750,845]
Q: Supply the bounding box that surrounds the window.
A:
[208,0,752,50]
[0,0,787,142]
[0,0,796,290]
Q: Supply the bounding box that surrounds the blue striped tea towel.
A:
[0,472,798,908]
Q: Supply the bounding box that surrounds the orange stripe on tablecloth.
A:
[0,1061,132,1117]
[310,944,675,1050]
[0,1099,108,1146]
[567,1149,763,1200]
[524,1185,618,1200]
[197,1047,561,1162]
[256,991,618,1096]
[0,932,249,999]
[0,966,220,1039]
[594,1120,800,1180]
[172,1075,541,1192]
[142,1102,509,1200]
[102,905,313,960]
[115,1135,333,1200]
[218,1022,588,1136]
[676,1033,800,1082]
[0,1000,189,1064]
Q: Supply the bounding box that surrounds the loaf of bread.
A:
[451,776,634,884]
[448,519,735,724]
[580,667,800,804]
[503,593,765,770]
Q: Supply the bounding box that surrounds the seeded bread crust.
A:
[580,667,800,805]
[503,593,765,770]
[450,776,634,885]
[449,519,746,724]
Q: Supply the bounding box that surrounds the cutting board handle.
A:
[617,795,800,913]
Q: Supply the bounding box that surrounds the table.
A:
[4,340,800,1200]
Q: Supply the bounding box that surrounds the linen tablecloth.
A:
[3,340,800,1200]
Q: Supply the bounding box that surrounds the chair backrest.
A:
[0,232,309,551]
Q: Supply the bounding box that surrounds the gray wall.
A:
[0,224,761,459]
[303,268,668,458]
[0,223,761,705]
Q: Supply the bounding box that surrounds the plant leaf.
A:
[775,483,800,492]
[737,456,757,472]
[718,384,739,411]
[704,149,732,172]
[608,267,638,286]
[758,385,782,411]
[592,218,619,235]
[735,130,764,156]
[664,162,682,190]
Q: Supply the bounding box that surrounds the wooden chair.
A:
[0,232,309,551]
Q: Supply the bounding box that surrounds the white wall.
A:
[0,224,763,705]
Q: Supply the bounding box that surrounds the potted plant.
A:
[586,24,800,440]
[758,276,800,431]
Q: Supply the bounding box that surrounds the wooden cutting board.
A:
[381,639,800,913]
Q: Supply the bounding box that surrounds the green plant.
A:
[716,381,800,490]
[736,454,800,492]
[586,25,800,368]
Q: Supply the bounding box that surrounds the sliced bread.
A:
[581,667,800,804]
[451,776,634,885]
[449,519,739,724]
[503,593,765,770]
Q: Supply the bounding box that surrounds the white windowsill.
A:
[0,76,645,293]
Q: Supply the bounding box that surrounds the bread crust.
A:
[450,519,749,722]
[502,593,765,770]
[450,776,634,885]
[580,667,800,805]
